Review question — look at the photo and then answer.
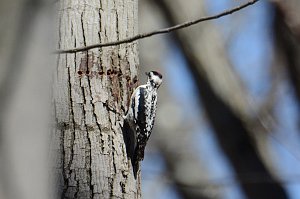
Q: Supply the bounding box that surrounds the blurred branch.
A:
[0,0,53,199]
[250,56,300,162]
[144,171,300,188]
[54,0,259,54]
[177,174,300,188]
[272,0,300,109]
[250,60,282,132]
[272,0,300,40]
[152,0,288,198]
[157,144,218,199]
[0,0,45,198]
[138,1,220,197]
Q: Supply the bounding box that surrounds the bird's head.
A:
[146,71,163,88]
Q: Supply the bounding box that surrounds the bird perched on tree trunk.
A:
[123,71,163,179]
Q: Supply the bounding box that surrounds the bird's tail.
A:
[122,120,133,159]
[132,157,139,179]
[122,120,139,179]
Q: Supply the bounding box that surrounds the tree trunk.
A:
[53,0,140,198]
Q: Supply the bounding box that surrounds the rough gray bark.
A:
[53,0,140,198]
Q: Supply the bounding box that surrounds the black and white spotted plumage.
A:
[123,71,162,178]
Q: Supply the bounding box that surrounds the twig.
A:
[54,0,259,54]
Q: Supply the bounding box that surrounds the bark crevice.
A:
[54,0,140,198]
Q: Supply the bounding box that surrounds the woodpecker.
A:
[123,71,163,178]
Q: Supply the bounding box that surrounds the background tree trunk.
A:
[52,0,140,198]
[0,0,53,198]
[139,0,289,198]
[138,1,221,198]
[273,0,300,108]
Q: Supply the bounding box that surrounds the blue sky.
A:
[142,1,300,198]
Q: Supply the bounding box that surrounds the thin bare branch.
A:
[54,0,259,54]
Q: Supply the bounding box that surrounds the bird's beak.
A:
[145,72,149,76]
